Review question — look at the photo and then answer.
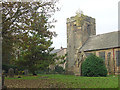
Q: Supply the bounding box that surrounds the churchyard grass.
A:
[5,74,118,88]
[39,74,118,88]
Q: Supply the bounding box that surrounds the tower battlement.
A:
[66,14,95,24]
[67,17,76,23]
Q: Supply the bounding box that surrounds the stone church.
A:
[66,13,120,75]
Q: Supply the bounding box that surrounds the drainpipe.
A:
[113,48,115,75]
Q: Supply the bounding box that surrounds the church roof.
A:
[80,30,120,52]
[50,49,60,54]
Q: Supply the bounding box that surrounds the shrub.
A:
[55,65,65,74]
[81,54,107,77]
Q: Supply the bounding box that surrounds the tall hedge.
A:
[81,54,107,77]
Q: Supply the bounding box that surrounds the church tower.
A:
[66,13,96,74]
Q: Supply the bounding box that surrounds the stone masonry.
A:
[66,13,96,73]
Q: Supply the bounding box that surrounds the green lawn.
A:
[5,74,118,88]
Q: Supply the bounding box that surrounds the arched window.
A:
[99,51,105,61]
[116,51,120,67]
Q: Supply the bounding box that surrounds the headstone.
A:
[8,68,14,78]
[24,69,29,76]
[15,69,18,75]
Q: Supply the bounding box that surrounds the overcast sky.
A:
[50,0,119,49]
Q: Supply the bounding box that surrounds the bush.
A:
[55,65,65,74]
[81,54,107,77]
[2,64,24,73]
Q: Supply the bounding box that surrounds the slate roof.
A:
[80,30,120,52]
[50,49,60,54]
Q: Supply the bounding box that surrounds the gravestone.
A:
[15,69,18,75]
[8,68,14,78]
[24,69,29,76]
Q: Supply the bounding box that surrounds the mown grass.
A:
[5,74,119,88]
[39,74,118,88]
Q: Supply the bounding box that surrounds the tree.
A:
[16,30,56,74]
[81,54,107,77]
[2,1,59,73]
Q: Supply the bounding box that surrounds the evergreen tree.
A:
[17,14,56,74]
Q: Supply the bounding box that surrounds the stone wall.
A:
[66,13,96,72]
[49,48,67,70]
